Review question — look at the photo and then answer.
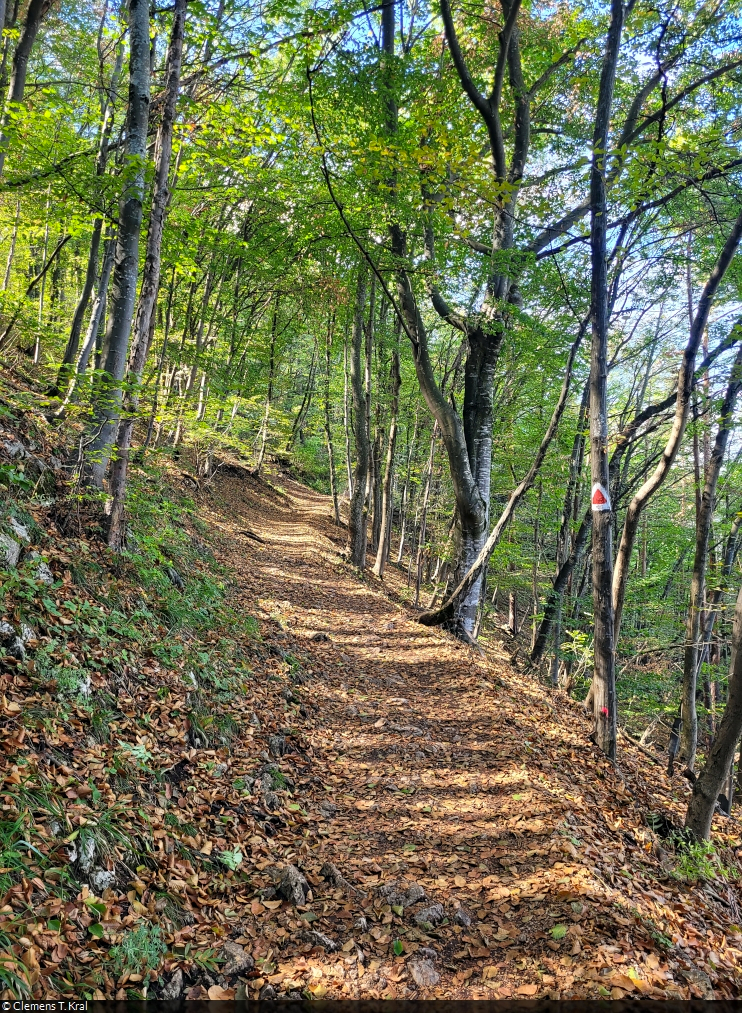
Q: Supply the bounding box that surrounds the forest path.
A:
[201,467,735,1000]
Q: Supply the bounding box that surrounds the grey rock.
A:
[0,533,20,567]
[453,906,472,928]
[160,969,184,1000]
[214,763,228,778]
[0,621,25,661]
[268,734,286,756]
[20,623,34,644]
[277,864,308,906]
[69,835,95,874]
[259,984,276,1000]
[8,518,29,542]
[319,801,337,819]
[354,916,368,932]
[35,561,53,585]
[185,670,198,689]
[680,966,715,999]
[3,440,24,458]
[380,880,426,909]
[406,883,426,904]
[89,868,116,893]
[221,940,254,977]
[263,790,281,812]
[414,904,445,927]
[409,957,440,988]
[283,992,303,1001]
[320,861,357,893]
[48,456,63,471]
[165,566,185,591]
[250,712,262,728]
[419,947,438,960]
[303,929,338,952]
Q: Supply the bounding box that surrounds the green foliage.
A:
[108,924,166,978]
[673,840,733,884]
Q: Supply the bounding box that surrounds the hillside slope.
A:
[0,415,740,1000]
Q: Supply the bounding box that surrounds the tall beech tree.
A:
[108,0,187,547]
[86,0,151,488]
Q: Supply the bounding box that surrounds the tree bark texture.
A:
[107,0,186,546]
[680,334,742,769]
[86,0,151,488]
[588,0,623,760]
[373,341,401,577]
[685,583,742,839]
[0,0,54,175]
[347,263,370,567]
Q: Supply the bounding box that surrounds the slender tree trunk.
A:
[2,196,18,290]
[33,187,51,364]
[587,0,624,760]
[323,313,340,524]
[347,263,370,567]
[85,0,151,488]
[373,338,401,577]
[396,407,419,564]
[680,338,742,769]
[365,277,376,547]
[107,0,186,547]
[287,336,318,451]
[255,297,279,476]
[414,425,437,607]
[142,264,176,455]
[343,322,353,500]
[0,0,54,176]
[685,583,742,839]
[55,37,125,394]
[371,431,382,552]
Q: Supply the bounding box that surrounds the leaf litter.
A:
[0,424,740,1000]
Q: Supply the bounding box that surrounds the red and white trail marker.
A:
[591,483,611,512]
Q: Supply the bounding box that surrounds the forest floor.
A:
[1,404,742,1000]
[194,465,742,1000]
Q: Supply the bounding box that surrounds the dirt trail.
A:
[203,467,741,1000]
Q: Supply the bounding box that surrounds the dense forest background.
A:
[0,0,741,827]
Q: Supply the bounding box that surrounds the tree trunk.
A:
[396,407,419,564]
[419,320,585,630]
[587,0,623,760]
[55,37,124,394]
[685,583,742,839]
[255,297,279,476]
[531,505,592,663]
[85,0,151,488]
[107,0,186,547]
[373,339,401,577]
[347,263,370,567]
[343,323,353,499]
[680,337,742,769]
[0,0,54,175]
[2,196,18,290]
[323,313,341,525]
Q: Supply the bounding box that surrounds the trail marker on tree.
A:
[591,483,611,511]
